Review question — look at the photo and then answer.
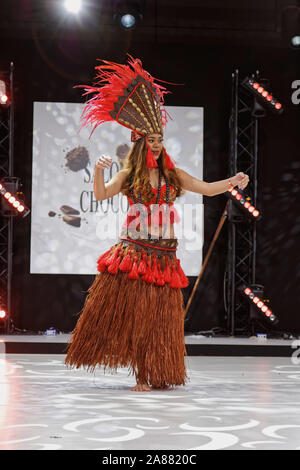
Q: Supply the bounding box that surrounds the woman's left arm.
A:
[175,168,249,196]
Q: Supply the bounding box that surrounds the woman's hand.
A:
[232,172,250,190]
[95,155,113,170]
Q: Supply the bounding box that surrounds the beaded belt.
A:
[119,236,178,256]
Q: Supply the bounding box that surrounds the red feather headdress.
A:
[76,55,171,138]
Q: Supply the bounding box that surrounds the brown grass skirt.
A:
[64,237,190,388]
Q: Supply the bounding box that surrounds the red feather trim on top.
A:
[75,55,171,137]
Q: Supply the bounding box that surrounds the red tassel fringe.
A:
[97,242,189,289]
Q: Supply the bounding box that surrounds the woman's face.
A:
[147,134,164,160]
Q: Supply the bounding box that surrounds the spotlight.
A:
[281,7,300,49]
[291,35,300,48]
[242,76,283,115]
[240,284,278,325]
[121,13,136,29]
[64,0,82,14]
[227,186,261,220]
[0,180,30,218]
[0,80,9,106]
[251,99,266,118]
[0,310,6,320]
[113,1,144,30]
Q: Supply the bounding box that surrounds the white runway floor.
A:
[0,354,299,450]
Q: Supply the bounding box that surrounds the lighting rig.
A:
[0,63,30,334]
[225,69,284,336]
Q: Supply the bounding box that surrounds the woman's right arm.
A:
[94,164,127,201]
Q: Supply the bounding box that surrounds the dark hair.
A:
[120,137,185,202]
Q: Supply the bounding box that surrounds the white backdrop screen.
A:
[31,102,204,275]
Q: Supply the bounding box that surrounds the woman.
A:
[64,56,249,392]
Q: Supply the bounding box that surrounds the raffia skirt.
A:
[64,236,190,388]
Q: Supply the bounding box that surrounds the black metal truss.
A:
[0,63,14,333]
[225,69,259,336]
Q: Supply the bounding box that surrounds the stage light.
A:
[0,80,8,106]
[251,99,266,118]
[113,1,144,30]
[121,13,136,28]
[0,310,6,320]
[281,8,300,49]
[242,77,283,115]
[0,94,8,104]
[0,182,30,218]
[241,285,278,324]
[64,0,82,14]
[291,36,300,48]
[227,186,261,220]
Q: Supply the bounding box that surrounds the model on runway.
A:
[64,56,249,391]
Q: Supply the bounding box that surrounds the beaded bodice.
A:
[122,183,180,237]
[127,183,177,206]
[121,169,180,240]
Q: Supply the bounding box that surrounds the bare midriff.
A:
[135,220,175,239]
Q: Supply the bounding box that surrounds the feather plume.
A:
[75,55,171,137]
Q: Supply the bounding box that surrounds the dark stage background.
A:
[0,0,299,334]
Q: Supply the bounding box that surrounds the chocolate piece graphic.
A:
[48,211,56,217]
[116,143,130,170]
[116,143,130,159]
[62,215,81,227]
[60,205,80,216]
[65,146,90,173]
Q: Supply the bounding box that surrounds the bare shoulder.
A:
[174,167,187,181]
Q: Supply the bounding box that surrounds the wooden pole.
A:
[184,200,230,316]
